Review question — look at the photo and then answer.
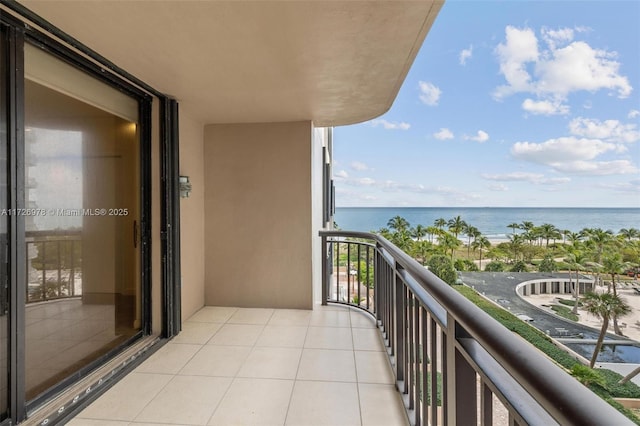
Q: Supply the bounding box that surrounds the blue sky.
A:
[333,1,640,208]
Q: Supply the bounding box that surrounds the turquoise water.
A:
[335,207,639,239]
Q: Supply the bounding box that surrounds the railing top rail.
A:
[320,230,632,425]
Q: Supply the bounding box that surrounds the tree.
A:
[619,228,640,242]
[507,222,520,236]
[387,216,410,233]
[539,223,561,247]
[427,254,457,285]
[447,215,467,240]
[438,231,461,260]
[581,292,631,367]
[602,254,631,334]
[471,236,491,270]
[464,225,480,259]
[538,254,558,273]
[509,260,528,272]
[485,261,506,272]
[411,224,427,242]
[434,218,446,231]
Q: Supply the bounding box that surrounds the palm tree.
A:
[411,224,427,242]
[425,226,439,244]
[464,225,480,259]
[602,254,631,334]
[507,222,520,236]
[438,231,461,260]
[471,236,491,270]
[582,292,632,367]
[434,218,446,231]
[619,228,640,242]
[508,233,525,262]
[387,216,410,233]
[412,240,435,266]
[539,223,560,247]
[563,249,587,314]
[447,215,467,240]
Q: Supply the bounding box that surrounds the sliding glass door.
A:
[23,42,143,401]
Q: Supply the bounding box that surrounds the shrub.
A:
[484,261,505,272]
[509,260,528,272]
[427,255,457,285]
[538,255,559,272]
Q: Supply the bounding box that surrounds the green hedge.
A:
[453,284,640,423]
[550,304,579,322]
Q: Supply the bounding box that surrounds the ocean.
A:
[334,207,639,240]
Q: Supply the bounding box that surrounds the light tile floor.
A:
[69,304,409,426]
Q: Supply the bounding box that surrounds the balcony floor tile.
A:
[73,305,409,426]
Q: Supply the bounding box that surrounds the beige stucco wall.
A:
[204,121,313,309]
[179,108,206,320]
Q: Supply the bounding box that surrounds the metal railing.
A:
[26,230,82,303]
[320,230,632,426]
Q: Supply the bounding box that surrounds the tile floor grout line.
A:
[283,320,311,426]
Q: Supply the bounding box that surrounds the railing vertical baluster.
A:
[430,316,438,425]
[407,289,414,405]
[321,234,328,305]
[413,294,420,425]
[347,243,351,303]
[335,241,340,302]
[441,328,448,426]
[454,337,477,424]
[481,381,493,426]
[366,245,371,311]
[395,267,405,386]
[357,243,361,307]
[421,308,428,426]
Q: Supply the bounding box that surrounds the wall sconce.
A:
[179,176,192,198]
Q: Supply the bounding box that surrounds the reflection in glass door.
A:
[23,43,141,400]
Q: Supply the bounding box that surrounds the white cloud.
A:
[489,183,509,191]
[522,98,570,115]
[493,26,539,98]
[629,109,640,119]
[541,27,574,50]
[459,45,473,65]
[493,26,633,110]
[551,160,638,175]
[334,170,348,179]
[536,41,632,98]
[358,177,375,186]
[569,117,640,143]
[511,137,619,163]
[350,161,370,171]
[370,119,411,130]
[418,81,441,106]
[433,128,454,140]
[465,130,489,143]
[482,172,571,185]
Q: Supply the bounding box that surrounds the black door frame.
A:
[0,3,182,422]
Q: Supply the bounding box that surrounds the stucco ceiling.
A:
[18,1,443,126]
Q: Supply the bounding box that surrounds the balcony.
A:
[68,305,407,425]
[63,230,633,425]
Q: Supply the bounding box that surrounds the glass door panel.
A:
[23,44,141,400]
